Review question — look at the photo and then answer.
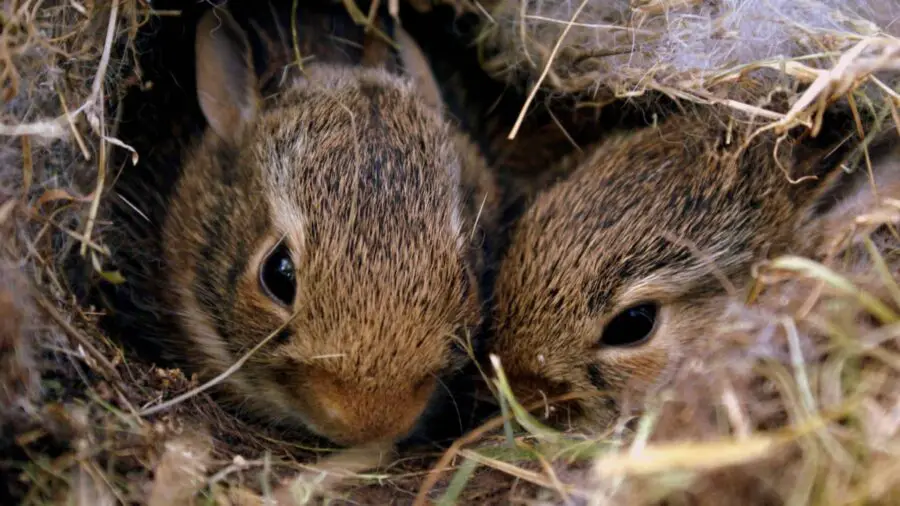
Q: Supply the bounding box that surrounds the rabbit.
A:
[486,103,897,429]
[152,2,500,448]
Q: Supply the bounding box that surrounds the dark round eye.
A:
[259,241,296,306]
[599,302,658,347]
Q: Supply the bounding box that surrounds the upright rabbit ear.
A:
[195,7,260,145]
[395,25,445,112]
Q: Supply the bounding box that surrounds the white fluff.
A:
[478,0,900,94]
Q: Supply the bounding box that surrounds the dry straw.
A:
[405,0,900,504]
[2,0,900,504]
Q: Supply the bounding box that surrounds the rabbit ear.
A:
[359,18,395,70]
[805,127,898,208]
[395,25,445,112]
[783,105,900,234]
[195,7,260,145]
[794,135,900,254]
[775,109,863,208]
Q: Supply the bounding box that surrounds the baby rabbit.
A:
[488,106,889,428]
[157,4,497,447]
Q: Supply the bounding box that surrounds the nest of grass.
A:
[422,0,900,141]
[2,0,900,505]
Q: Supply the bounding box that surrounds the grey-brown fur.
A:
[488,107,883,428]
[157,4,498,447]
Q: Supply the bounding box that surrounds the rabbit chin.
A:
[231,368,439,447]
[200,372,338,444]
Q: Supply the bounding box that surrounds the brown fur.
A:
[0,267,38,422]
[488,108,886,429]
[158,5,498,447]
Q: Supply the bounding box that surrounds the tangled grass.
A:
[1,0,899,504]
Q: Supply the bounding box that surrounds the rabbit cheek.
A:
[595,349,671,394]
[213,309,291,384]
[594,298,728,402]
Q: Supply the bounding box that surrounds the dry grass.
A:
[2,0,900,505]
[417,226,900,505]
[440,0,900,139]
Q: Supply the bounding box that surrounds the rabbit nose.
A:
[506,374,568,407]
[307,373,436,447]
[506,375,584,425]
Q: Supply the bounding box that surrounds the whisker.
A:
[432,372,464,437]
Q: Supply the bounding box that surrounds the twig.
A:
[139,314,298,417]
[508,0,590,140]
[91,1,119,102]
[78,0,120,257]
[35,295,121,381]
[80,93,106,259]
[412,411,511,506]
[1,1,121,139]
[57,86,91,160]
[469,193,488,242]
[523,15,653,35]
[290,0,306,75]
[412,389,592,506]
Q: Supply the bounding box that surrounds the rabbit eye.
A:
[259,241,296,307]
[599,302,658,347]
